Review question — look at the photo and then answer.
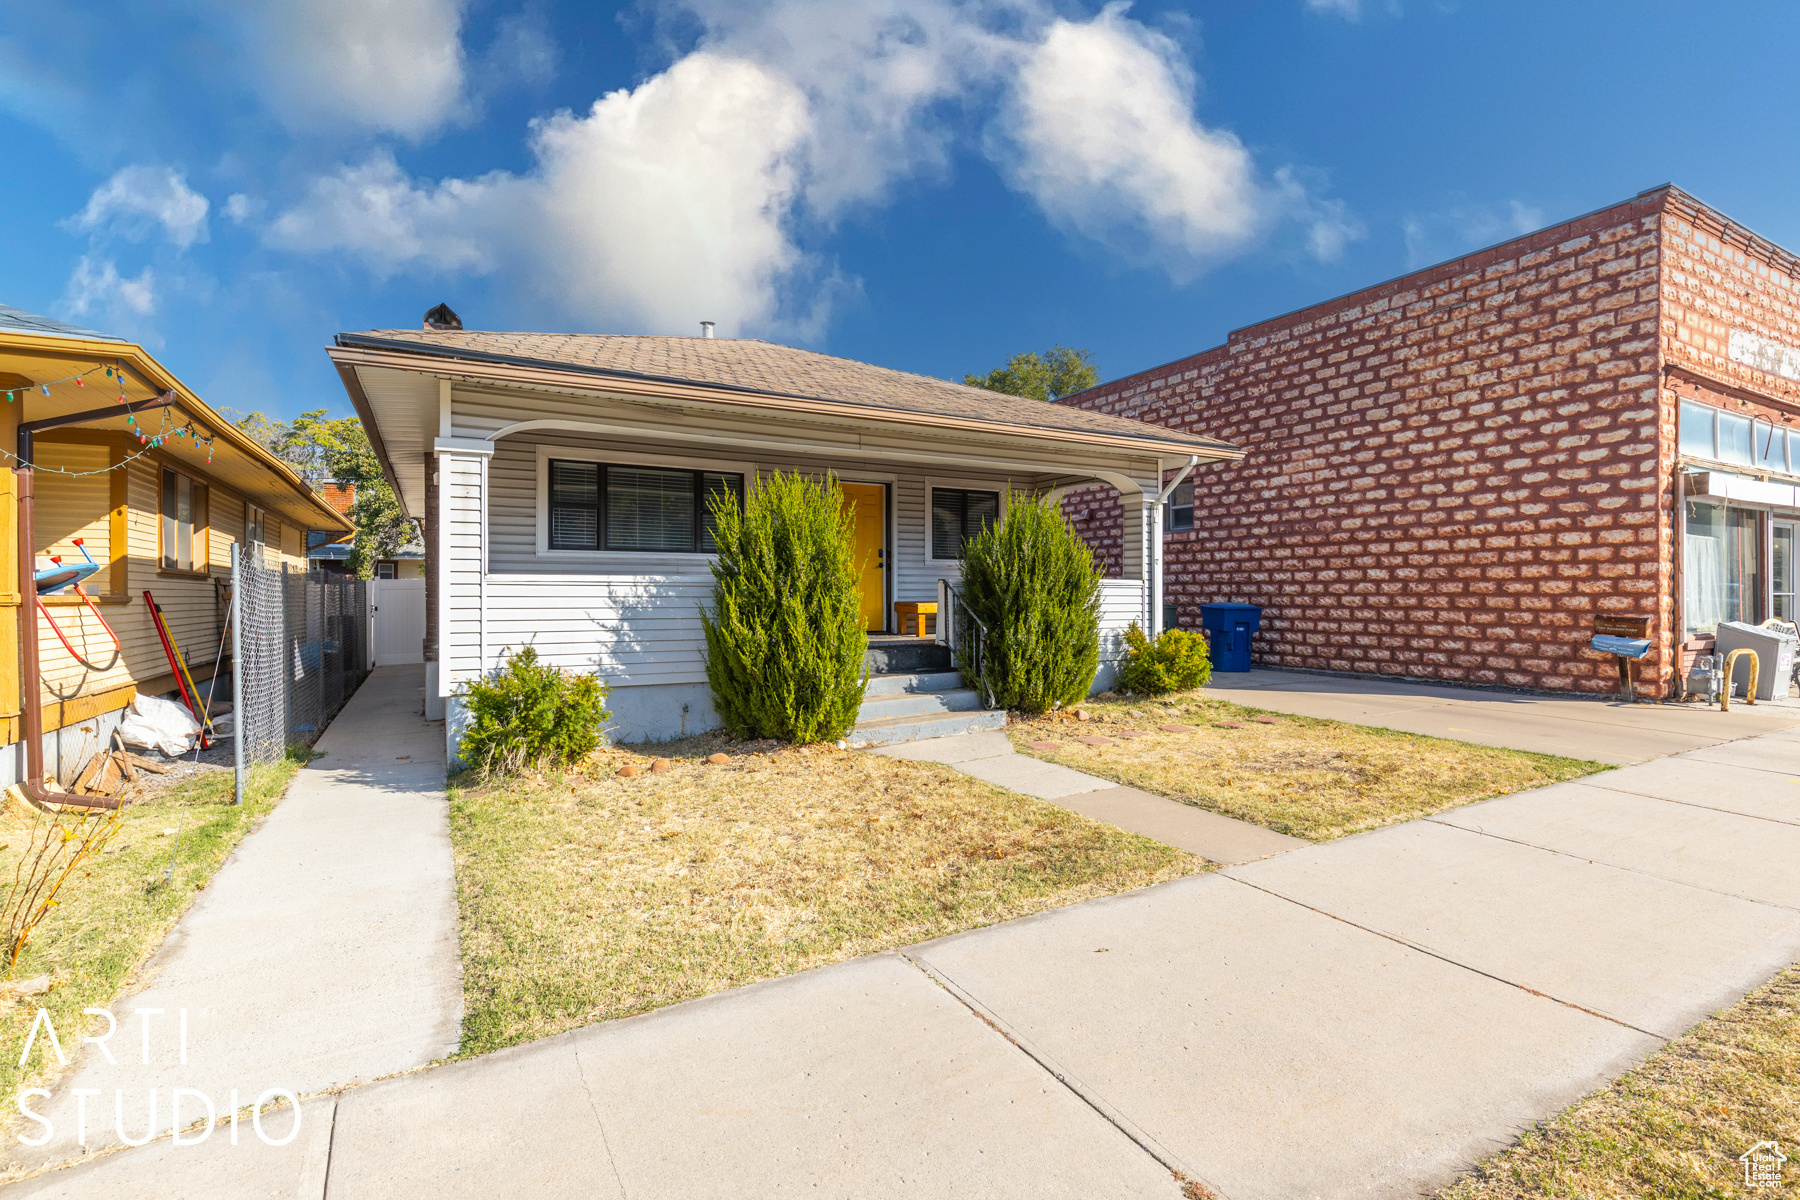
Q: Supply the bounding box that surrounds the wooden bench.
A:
[893,601,937,638]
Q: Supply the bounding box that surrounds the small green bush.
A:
[1117,621,1212,695]
[958,490,1101,715]
[702,470,867,743]
[458,647,611,775]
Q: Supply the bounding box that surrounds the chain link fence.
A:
[231,545,371,799]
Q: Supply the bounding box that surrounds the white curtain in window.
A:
[1685,533,1725,634]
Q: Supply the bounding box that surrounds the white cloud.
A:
[268,0,1355,332]
[1401,199,1545,268]
[66,165,210,249]
[997,5,1274,276]
[267,151,507,275]
[250,0,469,139]
[224,193,265,224]
[1306,0,1365,18]
[269,54,817,336]
[60,256,156,319]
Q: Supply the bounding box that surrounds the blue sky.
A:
[3,0,1798,422]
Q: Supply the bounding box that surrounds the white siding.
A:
[444,453,487,685]
[435,383,1168,693]
[1098,578,1148,665]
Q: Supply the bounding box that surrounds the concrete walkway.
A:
[11,697,1800,1198]
[1204,667,1800,764]
[874,729,1307,865]
[3,665,461,1179]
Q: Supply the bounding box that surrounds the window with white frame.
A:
[245,502,266,547]
[547,460,744,553]
[376,561,397,579]
[930,487,999,559]
[1164,478,1194,532]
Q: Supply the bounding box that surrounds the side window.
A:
[1165,478,1194,532]
[376,561,397,579]
[930,488,1000,559]
[245,503,267,547]
[160,467,209,572]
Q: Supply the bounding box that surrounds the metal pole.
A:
[231,543,244,805]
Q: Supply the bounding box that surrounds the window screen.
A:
[548,460,743,553]
[931,488,999,559]
[1165,478,1195,532]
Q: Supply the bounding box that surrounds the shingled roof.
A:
[335,329,1239,458]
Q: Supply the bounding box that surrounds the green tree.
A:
[963,345,1098,402]
[233,408,417,579]
[957,489,1102,714]
[701,470,867,743]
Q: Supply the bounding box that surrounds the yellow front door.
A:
[838,482,886,632]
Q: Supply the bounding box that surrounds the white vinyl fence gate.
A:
[368,577,427,666]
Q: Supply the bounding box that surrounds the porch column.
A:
[422,457,442,719]
[433,437,493,758]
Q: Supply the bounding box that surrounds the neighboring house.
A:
[0,304,353,783]
[1058,184,1799,700]
[306,482,424,578]
[328,321,1241,747]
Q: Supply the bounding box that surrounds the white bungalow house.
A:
[327,318,1242,753]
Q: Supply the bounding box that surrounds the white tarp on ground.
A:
[117,692,201,757]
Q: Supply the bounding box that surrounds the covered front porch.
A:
[328,326,1240,745]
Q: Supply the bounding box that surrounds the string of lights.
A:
[0,361,219,475]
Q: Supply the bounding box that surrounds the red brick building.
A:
[1059,184,1800,698]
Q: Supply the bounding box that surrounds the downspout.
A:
[1151,456,1200,634]
[15,392,178,811]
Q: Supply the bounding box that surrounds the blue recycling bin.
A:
[1199,602,1262,672]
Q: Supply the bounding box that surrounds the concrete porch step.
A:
[863,670,965,697]
[845,707,1007,748]
[857,687,985,721]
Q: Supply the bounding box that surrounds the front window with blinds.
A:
[931,488,999,559]
[548,460,744,553]
[161,467,209,572]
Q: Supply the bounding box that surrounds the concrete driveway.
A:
[1203,667,1800,764]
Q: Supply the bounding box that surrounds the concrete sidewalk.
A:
[1204,667,1800,764]
[875,729,1307,865]
[4,665,462,1178]
[12,705,1800,1198]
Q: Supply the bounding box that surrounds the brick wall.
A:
[1062,190,1678,695]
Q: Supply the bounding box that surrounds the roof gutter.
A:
[327,339,1246,463]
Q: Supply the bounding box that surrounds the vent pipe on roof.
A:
[700,321,714,338]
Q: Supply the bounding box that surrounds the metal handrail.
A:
[937,578,997,710]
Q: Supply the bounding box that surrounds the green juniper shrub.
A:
[957,489,1101,715]
[458,647,611,775]
[701,469,867,743]
[1117,621,1212,696]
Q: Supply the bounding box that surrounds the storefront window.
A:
[1719,413,1754,465]
[1679,401,1716,458]
[1685,500,1761,636]
[1759,424,1792,473]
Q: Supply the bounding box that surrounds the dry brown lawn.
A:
[449,736,1204,1056]
[1011,691,1606,841]
[1438,963,1800,1199]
